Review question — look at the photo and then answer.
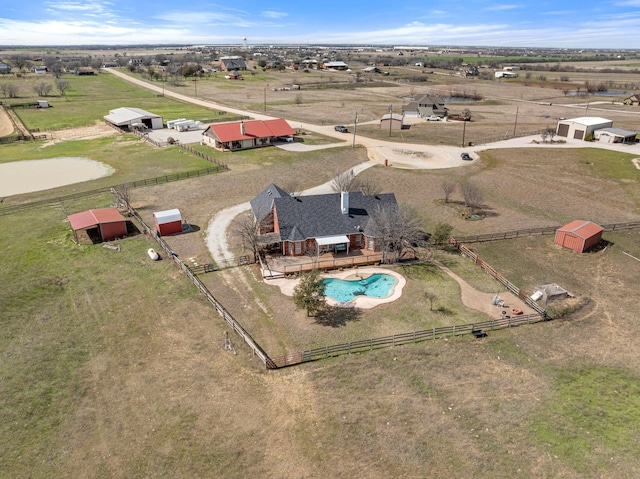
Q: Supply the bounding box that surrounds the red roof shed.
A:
[67,208,127,241]
[554,220,603,253]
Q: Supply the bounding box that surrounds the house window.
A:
[295,242,302,254]
[367,238,374,250]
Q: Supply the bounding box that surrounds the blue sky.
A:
[1,0,640,48]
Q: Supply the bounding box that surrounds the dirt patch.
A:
[0,106,14,137]
[41,121,117,146]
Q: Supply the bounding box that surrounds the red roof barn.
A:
[67,208,127,242]
[554,220,603,253]
[153,209,183,236]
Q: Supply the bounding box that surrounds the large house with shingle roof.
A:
[402,93,448,118]
[202,119,295,151]
[250,184,398,257]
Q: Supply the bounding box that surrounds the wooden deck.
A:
[264,250,383,276]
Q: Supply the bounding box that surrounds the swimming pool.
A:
[323,273,398,303]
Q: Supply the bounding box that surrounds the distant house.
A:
[32,66,48,74]
[75,66,95,75]
[494,71,517,78]
[623,94,640,106]
[202,119,295,151]
[402,94,448,118]
[362,66,381,73]
[219,56,247,71]
[380,113,405,130]
[556,117,613,140]
[128,59,144,67]
[104,107,164,130]
[322,61,349,70]
[0,62,11,74]
[250,184,398,257]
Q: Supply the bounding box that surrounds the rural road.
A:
[103,68,639,268]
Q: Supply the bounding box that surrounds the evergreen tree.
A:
[292,270,326,317]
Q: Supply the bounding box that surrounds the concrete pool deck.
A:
[267,267,406,309]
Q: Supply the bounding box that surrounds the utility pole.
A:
[513,106,519,137]
[192,78,198,97]
[352,111,358,148]
[388,104,393,137]
[461,118,467,147]
[264,85,268,112]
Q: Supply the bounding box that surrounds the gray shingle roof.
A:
[250,184,289,223]
[271,190,397,242]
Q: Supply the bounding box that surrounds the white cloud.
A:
[262,10,287,19]
[485,4,521,11]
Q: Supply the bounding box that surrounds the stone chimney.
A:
[341,191,349,215]
[240,121,245,135]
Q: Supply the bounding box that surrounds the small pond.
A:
[323,273,398,303]
[0,157,114,197]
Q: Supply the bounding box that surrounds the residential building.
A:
[250,184,398,257]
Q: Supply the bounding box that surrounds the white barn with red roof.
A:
[201,119,295,151]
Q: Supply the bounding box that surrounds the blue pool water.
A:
[323,274,398,303]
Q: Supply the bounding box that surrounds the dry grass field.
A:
[2,56,640,478]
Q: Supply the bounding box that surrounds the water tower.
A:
[242,37,248,49]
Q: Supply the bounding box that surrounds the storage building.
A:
[67,208,127,242]
[154,209,183,236]
[555,117,612,140]
[380,113,405,131]
[104,107,164,130]
[554,220,603,253]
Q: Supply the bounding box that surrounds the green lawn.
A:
[2,73,235,130]
[0,136,220,205]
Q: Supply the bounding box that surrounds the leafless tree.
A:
[0,82,19,98]
[441,180,456,203]
[460,182,484,214]
[541,127,556,143]
[294,93,303,105]
[112,183,132,209]
[330,169,358,193]
[56,79,71,98]
[232,213,260,262]
[33,81,53,97]
[357,177,380,196]
[424,291,437,311]
[370,203,425,264]
[8,54,31,72]
[461,108,472,120]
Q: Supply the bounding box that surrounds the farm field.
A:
[2,54,640,478]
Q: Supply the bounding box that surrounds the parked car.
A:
[461,152,472,161]
[426,115,441,121]
[334,125,348,133]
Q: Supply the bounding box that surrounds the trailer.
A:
[166,118,187,129]
[174,120,203,132]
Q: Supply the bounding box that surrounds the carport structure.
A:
[67,208,127,243]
